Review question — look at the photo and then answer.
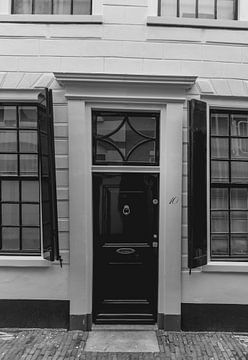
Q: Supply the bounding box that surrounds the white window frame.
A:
[0,0,103,16]
[147,0,248,21]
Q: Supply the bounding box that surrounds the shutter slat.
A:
[188,99,207,269]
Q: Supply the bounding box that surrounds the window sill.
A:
[0,15,103,24]
[202,261,248,273]
[147,16,248,30]
[0,256,51,267]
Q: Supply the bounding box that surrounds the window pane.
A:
[2,181,19,202]
[22,204,39,226]
[199,0,215,18]
[218,0,236,19]
[96,141,123,163]
[34,0,52,13]
[22,181,39,202]
[53,0,71,14]
[231,235,248,256]
[20,155,38,176]
[2,228,19,250]
[181,0,196,18]
[19,107,37,128]
[231,189,248,210]
[231,114,248,137]
[211,138,228,159]
[211,211,229,233]
[19,131,38,153]
[128,115,157,138]
[0,106,16,128]
[211,114,229,136]
[12,0,32,14]
[211,188,228,209]
[211,234,229,256]
[231,139,248,159]
[96,114,124,137]
[2,204,19,225]
[211,161,229,182]
[22,228,40,251]
[0,155,18,175]
[128,141,156,163]
[231,211,248,233]
[0,131,17,152]
[231,161,248,183]
[160,0,177,16]
[73,0,91,14]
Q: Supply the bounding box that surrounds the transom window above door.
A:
[92,111,160,166]
[12,0,92,14]
[159,0,237,20]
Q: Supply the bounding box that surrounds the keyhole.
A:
[123,204,131,216]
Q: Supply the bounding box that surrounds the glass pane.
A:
[211,138,228,159]
[0,131,17,152]
[231,114,248,137]
[0,155,17,175]
[231,139,248,159]
[73,0,91,14]
[199,0,215,18]
[0,106,16,128]
[2,181,19,202]
[231,162,248,183]
[22,204,39,226]
[2,204,19,225]
[128,141,156,163]
[96,141,123,163]
[34,0,51,13]
[211,161,229,183]
[2,228,19,250]
[19,131,38,153]
[211,188,228,209]
[128,115,156,138]
[22,181,39,202]
[231,211,248,233]
[231,235,248,256]
[53,0,71,14]
[20,155,38,176]
[160,0,177,17]
[231,189,248,210]
[96,114,124,137]
[211,234,229,256]
[181,0,196,18]
[211,211,229,233]
[218,0,235,19]
[211,114,229,136]
[22,228,40,251]
[12,0,32,14]
[19,107,37,128]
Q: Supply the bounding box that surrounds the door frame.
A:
[56,73,196,330]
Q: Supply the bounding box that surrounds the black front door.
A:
[93,173,159,324]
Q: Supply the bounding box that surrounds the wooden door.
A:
[93,173,159,324]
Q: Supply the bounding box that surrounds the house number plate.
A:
[116,248,136,255]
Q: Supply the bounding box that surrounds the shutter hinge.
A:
[58,255,63,268]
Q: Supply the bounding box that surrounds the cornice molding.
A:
[0,89,45,102]
[54,73,197,88]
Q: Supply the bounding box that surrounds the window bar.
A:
[19,180,22,251]
[51,0,54,14]
[234,0,238,20]
[0,181,2,251]
[71,0,74,15]
[177,0,180,17]
[214,0,217,19]
[157,0,161,16]
[32,0,35,14]
[228,113,232,257]
[195,0,199,18]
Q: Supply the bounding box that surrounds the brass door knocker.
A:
[122,204,131,216]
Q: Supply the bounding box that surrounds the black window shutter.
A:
[188,99,207,270]
[39,89,61,264]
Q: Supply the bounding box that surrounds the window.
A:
[210,110,248,259]
[92,111,160,166]
[159,0,238,20]
[12,0,92,15]
[0,90,59,261]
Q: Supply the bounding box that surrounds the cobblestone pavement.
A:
[0,329,248,359]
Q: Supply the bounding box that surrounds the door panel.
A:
[93,173,159,324]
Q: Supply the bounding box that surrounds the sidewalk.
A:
[0,329,247,360]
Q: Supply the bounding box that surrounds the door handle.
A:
[152,242,158,248]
